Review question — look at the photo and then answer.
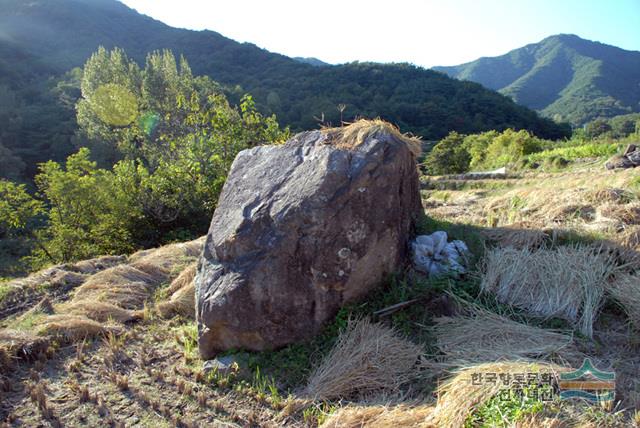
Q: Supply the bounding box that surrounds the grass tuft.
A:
[429,296,580,367]
[304,317,422,400]
[480,245,618,337]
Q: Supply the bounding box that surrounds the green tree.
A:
[33,148,142,263]
[482,129,543,168]
[463,130,498,169]
[0,180,45,237]
[20,46,290,267]
[133,93,288,231]
[424,132,470,174]
[0,179,50,272]
[76,47,228,164]
[584,119,612,139]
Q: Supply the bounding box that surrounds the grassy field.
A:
[1,158,639,427]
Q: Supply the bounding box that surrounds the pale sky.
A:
[119,0,640,67]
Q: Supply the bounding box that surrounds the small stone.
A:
[203,355,237,376]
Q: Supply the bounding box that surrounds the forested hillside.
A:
[434,34,640,125]
[0,41,79,178]
[0,46,288,275]
[0,0,569,182]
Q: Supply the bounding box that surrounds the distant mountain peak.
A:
[433,34,640,125]
[293,57,330,67]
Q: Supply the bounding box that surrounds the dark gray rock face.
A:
[605,144,640,170]
[196,129,422,358]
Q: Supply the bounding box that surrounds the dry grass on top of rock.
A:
[322,119,422,157]
[304,317,422,401]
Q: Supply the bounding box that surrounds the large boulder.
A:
[196,121,422,358]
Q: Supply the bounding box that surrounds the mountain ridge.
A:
[0,0,570,180]
[433,34,640,125]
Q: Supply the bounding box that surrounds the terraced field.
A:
[1,161,639,427]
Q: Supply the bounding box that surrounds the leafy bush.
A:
[525,142,621,164]
[2,47,289,270]
[481,129,545,169]
[423,132,470,175]
[583,113,640,140]
[425,126,630,175]
[32,148,141,264]
[425,129,547,174]
[0,180,46,274]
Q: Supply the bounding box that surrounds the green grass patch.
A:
[553,229,610,247]
[173,321,200,364]
[302,402,337,426]
[464,384,553,427]
[525,142,621,164]
[245,270,483,392]
[244,306,350,390]
[8,311,47,332]
[0,282,12,303]
[428,190,452,202]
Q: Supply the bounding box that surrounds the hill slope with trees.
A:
[433,34,640,125]
[0,0,569,182]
